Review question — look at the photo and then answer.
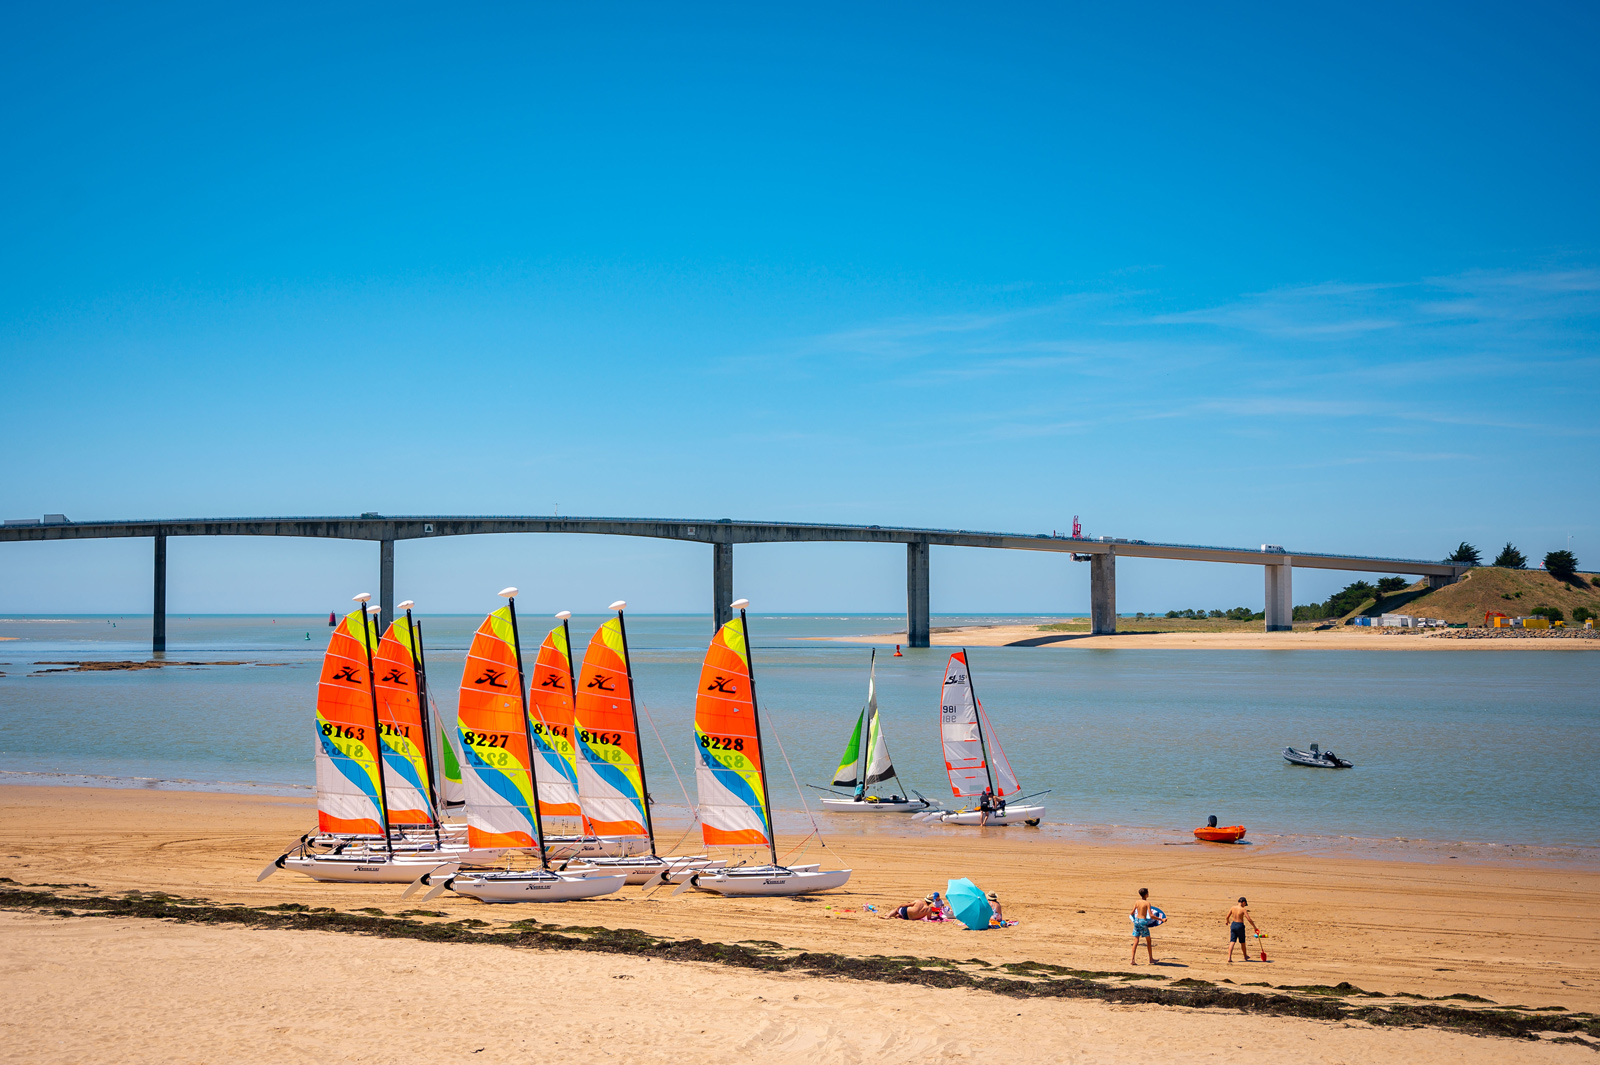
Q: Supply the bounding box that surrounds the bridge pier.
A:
[379,539,394,630]
[152,532,167,655]
[712,542,733,630]
[906,541,930,647]
[1090,550,1116,634]
[1427,573,1458,590]
[1264,559,1293,631]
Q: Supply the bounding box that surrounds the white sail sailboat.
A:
[921,649,1045,826]
[678,600,851,896]
[819,650,928,812]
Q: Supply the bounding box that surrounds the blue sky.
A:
[2,3,1596,615]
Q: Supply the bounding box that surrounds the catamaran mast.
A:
[963,647,998,798]
[401,604,443,843]
[736,603,780,869]
[504,592,549,868]
[356,599,393,855]
[613,604,658,857]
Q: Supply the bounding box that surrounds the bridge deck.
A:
[2,514,1468,651]
[0,514,1465,576]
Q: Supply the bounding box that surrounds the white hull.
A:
[820,798,929,813]
[689,865,851,897]
[927,804,1044,826]
[562,855,727,885]
[282,854,461,884]
[444,870,628,903]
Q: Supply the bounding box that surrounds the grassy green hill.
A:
[1376,567,1600,626]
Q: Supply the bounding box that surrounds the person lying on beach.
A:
[879,893,943,920]
[1225,896,1262,962]
[1130,887,1156,964]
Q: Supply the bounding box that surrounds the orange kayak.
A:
[1193,825,1247,843]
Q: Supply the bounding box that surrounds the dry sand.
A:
[815,624,1600,650]
[3,786,1597,1062]
[3,911,1589,1065]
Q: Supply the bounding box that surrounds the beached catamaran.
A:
[421,589,623,902]
[559,601,721,884]
[818,649,929,813]
[296,599,499,864]
[679,600,851,896]
[920,649,1045,826]
[270,596,463,883]
[522,611,644,860]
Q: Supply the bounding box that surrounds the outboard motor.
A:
[1207,815,1218,828]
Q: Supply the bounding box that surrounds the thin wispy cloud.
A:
[767,266,1600,446]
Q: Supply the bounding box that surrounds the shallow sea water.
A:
[1,614,1595,859]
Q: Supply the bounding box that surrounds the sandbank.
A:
[813,624,1600,650]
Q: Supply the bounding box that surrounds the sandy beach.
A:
[815,623,1600,651]
[2,785,1596,1061]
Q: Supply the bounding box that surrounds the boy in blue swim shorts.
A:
[1226,896,1261,962]
[1130,887,1156,965]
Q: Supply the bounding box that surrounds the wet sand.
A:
[3,785,1597,1061]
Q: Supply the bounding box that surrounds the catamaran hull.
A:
[930,804,1045,826]
[282,855,462,884]
[446,872,628,902]
[562,856,727,885]
[691,867,852,897]
[819,798,930,813]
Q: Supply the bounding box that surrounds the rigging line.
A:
[637,698,697,819]
[762,708,829,851]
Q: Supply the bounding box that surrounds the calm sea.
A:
[1,614,1595,860]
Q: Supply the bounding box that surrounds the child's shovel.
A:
[1254,931,1270,962]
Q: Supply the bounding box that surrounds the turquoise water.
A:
[1,614,1595,853]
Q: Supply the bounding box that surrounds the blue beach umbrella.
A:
[945,877,993,930]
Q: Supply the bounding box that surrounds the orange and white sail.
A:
[574,617,650,838]
[456,607,538,850]
[694,618,770,847]
[939,650,1019,799]
[526,624,586,824]
[314,608,387,835]
[372,618,436,825]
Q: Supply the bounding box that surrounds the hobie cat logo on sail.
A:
[380,668,408,685]
[538,672,566,690]
[586,674,616,692]
[331,665,362,684]
[706,675,738,693]
[473,668,509,688]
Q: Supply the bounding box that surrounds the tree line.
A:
[1447,542,1591,585]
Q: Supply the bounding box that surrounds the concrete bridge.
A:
[0,514,1468,652]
